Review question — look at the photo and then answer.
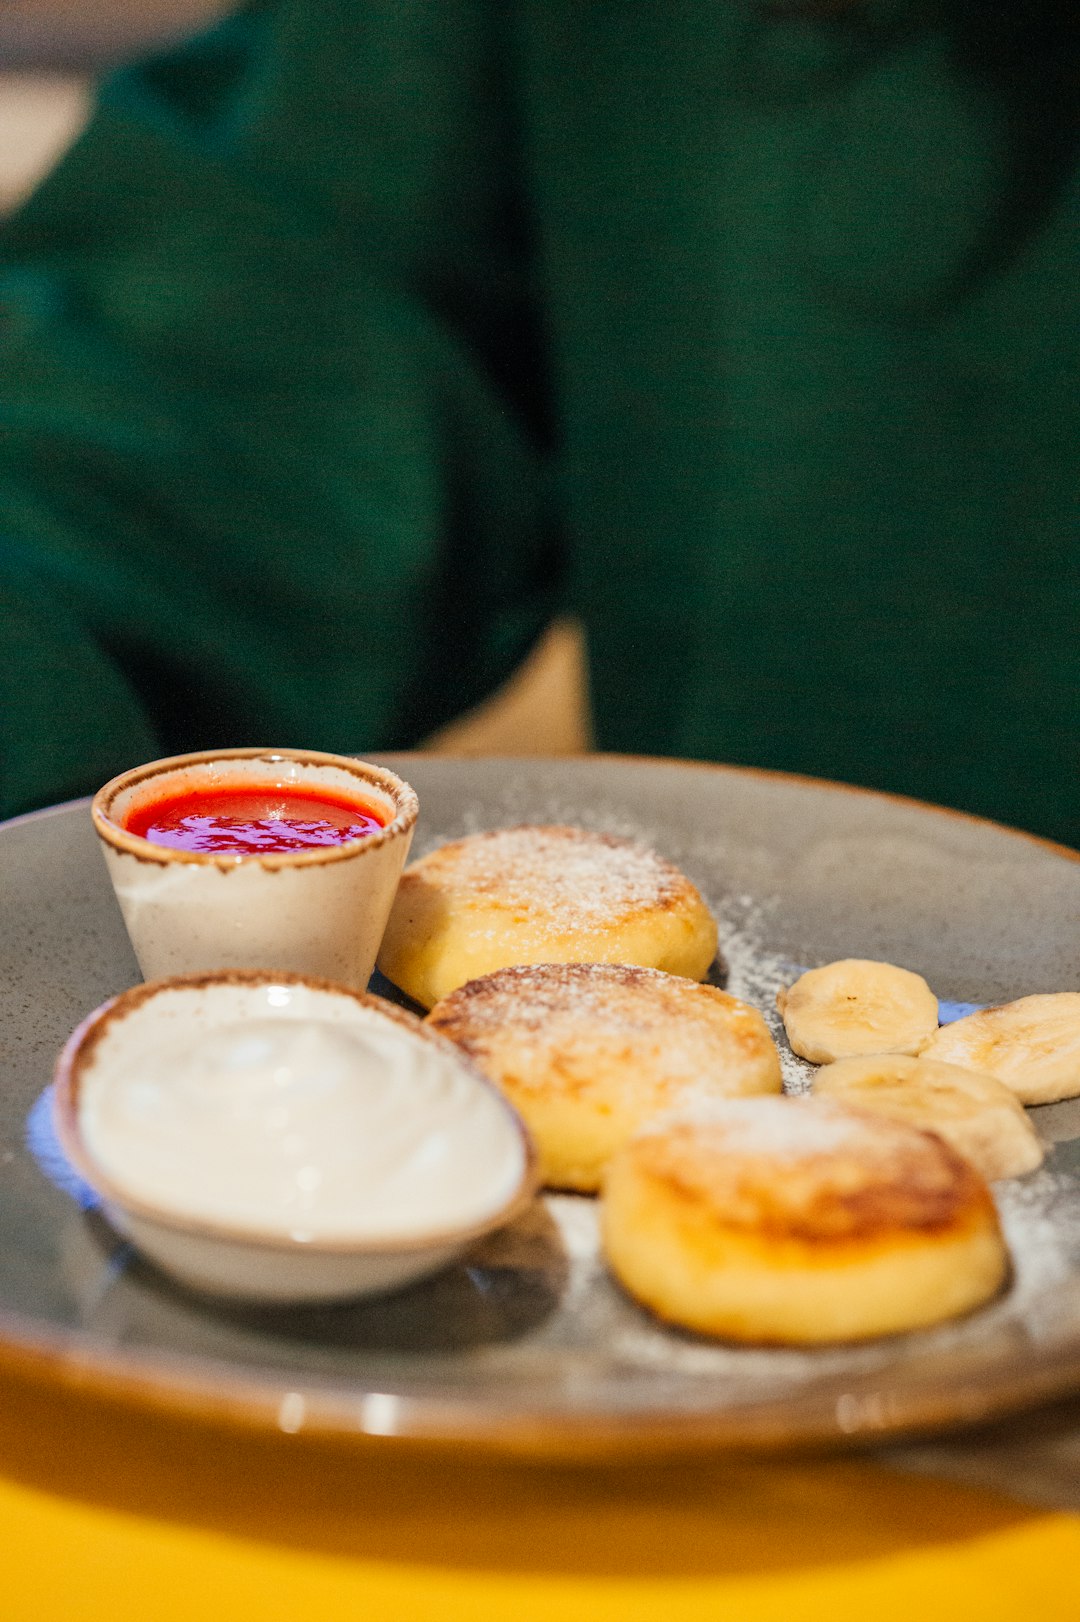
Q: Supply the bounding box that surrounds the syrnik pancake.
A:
[428,962,780,1191]
[601,1097,1008,1344]
[377,824,718,1009]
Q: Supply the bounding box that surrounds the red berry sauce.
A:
[124,783,388,855]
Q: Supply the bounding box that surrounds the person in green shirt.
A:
[0,1,1076,844]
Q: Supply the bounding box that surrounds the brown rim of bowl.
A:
[90,747,420,871]
[52,969,538,1255]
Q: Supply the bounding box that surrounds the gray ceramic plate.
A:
[1,754,1079,1459]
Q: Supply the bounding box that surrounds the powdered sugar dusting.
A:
[636,1094,875,1157]
[425,825,689,931]
[436,962,684,1035]
[438,962,750,1038]
[714,891,816,1094]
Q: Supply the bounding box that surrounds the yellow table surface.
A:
[3,1374,1079,1622]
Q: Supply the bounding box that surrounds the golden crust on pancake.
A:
[377,825,718,1009]
[601,1098,1007,1343]
[427,963,782,1191]
[812,1053,1044,1182]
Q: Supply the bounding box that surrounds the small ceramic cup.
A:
[92,748,418,988]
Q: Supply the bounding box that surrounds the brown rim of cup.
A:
[91,747,420,871]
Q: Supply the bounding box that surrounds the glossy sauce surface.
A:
[124,783,387,854]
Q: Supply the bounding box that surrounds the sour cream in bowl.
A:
[53,973,537,1303]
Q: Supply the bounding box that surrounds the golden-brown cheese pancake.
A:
[427,962,782,1191]
[812,1053,1043,1181]
[377,825,718,1009]
[601,1097,1008,1344]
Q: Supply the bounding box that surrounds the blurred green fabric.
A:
[0,1,1076,843]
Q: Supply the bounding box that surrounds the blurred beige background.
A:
[0,4,590,755]
[0,0,232,66]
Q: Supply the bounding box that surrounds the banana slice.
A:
[777,959,938,1063]
[813,1053,1043,1181]
[922,994,1080,1106]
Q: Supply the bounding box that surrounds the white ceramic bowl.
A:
[53,972,537,1303]
[92,748,418,989]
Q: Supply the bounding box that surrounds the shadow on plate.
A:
[61,1199,568,1359]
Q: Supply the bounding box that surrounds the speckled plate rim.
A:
[4,1288,1080,1461]
[0,753,1078,1462]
